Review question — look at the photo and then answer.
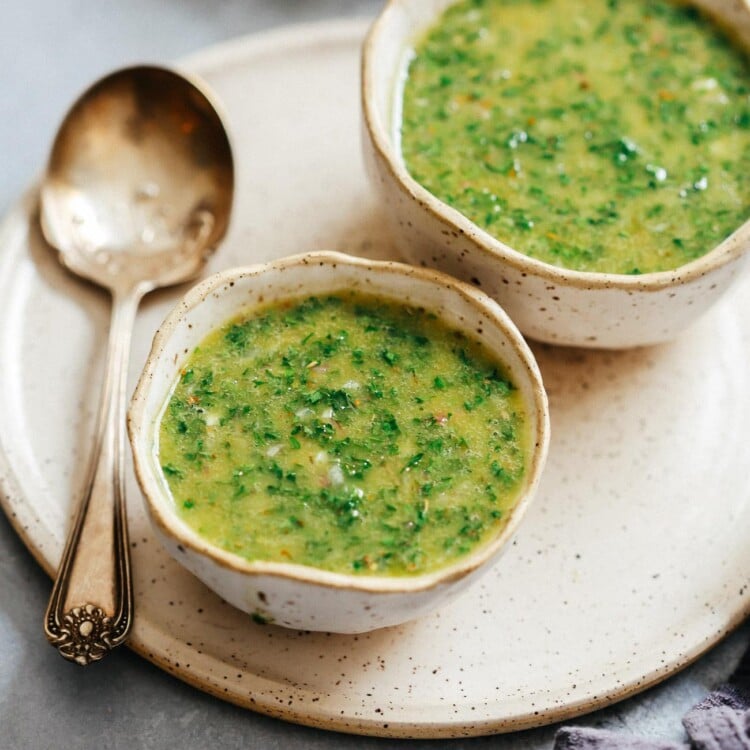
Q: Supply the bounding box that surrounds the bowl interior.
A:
[369,0,750,165]
[130,253,549,588]
[364,0,750,286]
[367,0,456,149]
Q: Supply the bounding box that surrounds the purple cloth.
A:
[554,727,683,750]
[553,643,750,750]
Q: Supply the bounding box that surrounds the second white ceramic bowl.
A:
[362,0,750,348]
[128,251,550,633]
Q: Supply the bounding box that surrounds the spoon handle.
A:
[44,288,142,665]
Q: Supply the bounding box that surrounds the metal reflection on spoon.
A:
[40,65,234,665]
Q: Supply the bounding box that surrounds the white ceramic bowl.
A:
[362,0,750,348]
[128,251,550,633]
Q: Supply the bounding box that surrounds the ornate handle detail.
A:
[44,289,141,665]
[51,605,117,665]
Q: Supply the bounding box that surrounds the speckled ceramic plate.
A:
[1,19,749,739]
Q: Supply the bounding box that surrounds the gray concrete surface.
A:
[1,2,748,747]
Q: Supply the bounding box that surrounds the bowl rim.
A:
[128,250,550,595]
[361,0,750,291]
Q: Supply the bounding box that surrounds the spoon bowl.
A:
[40,65,234,665]
[41,65,234,292]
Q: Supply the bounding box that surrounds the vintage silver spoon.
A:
[40,65,234,665]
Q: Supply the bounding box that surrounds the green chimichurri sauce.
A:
[400,0,750,274]
[158,294,529,576]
